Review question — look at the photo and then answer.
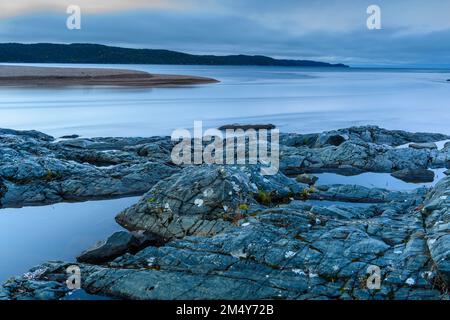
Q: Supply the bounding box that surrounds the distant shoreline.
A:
[0,43,349,68]
[0,65,219,87]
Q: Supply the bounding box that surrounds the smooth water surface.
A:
[0,197,138,283]
[1,64,449,138]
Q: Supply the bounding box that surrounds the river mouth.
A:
[0,196,139,283]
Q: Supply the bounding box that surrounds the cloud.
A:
[1,0,450,66]
[0,0,193,18]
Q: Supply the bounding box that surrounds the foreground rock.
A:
[2,165,449,300]
[76,231,161,264]
[1,126,450,300]
[116,165,307,241]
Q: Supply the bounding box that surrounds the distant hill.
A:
[0,43,349,68]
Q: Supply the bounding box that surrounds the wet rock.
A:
[445,169,450,176]
[409,143,438,150]
[391,169,435,183]
[296,174,319,185]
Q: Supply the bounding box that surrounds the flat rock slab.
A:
[409,143,438,150]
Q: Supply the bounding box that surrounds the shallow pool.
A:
[0,197,139,283]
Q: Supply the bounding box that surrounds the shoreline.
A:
[0,65,219,87]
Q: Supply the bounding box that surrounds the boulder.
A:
[391,169,435,183]
[76,231,165,264]
[296,174,319,185]
[116,165,306,240]
[76,231,137,264]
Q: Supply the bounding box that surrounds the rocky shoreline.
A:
[0,125,449,300]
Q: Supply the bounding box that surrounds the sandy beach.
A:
[0,65,218,87]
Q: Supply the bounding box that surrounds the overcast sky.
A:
[1,0,449,67]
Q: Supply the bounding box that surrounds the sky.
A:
[1,0,450,67]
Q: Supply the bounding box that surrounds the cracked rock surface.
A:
[1,125,449,300]
[0,129,178,208]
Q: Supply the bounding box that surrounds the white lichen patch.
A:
[231,181,241,192]
[421,271,434,279]
[292,269,306,276]
[405,278,415,286]
[23,267,48,280]
[147,257,156,266]
[203,188,214,197]
[230,248,247,259]
[194,198,204,207]
[285,251,296,259]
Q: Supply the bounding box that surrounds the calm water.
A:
[0,197,138,283]
[1,64,450,286]
[0,64,449,137]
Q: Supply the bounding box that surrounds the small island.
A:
[0,65,218,87]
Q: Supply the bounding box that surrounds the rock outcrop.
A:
[1,125,449,300]
[2,169,449,300]
[0,129,178,208]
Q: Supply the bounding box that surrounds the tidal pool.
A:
[0,196,139,283]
